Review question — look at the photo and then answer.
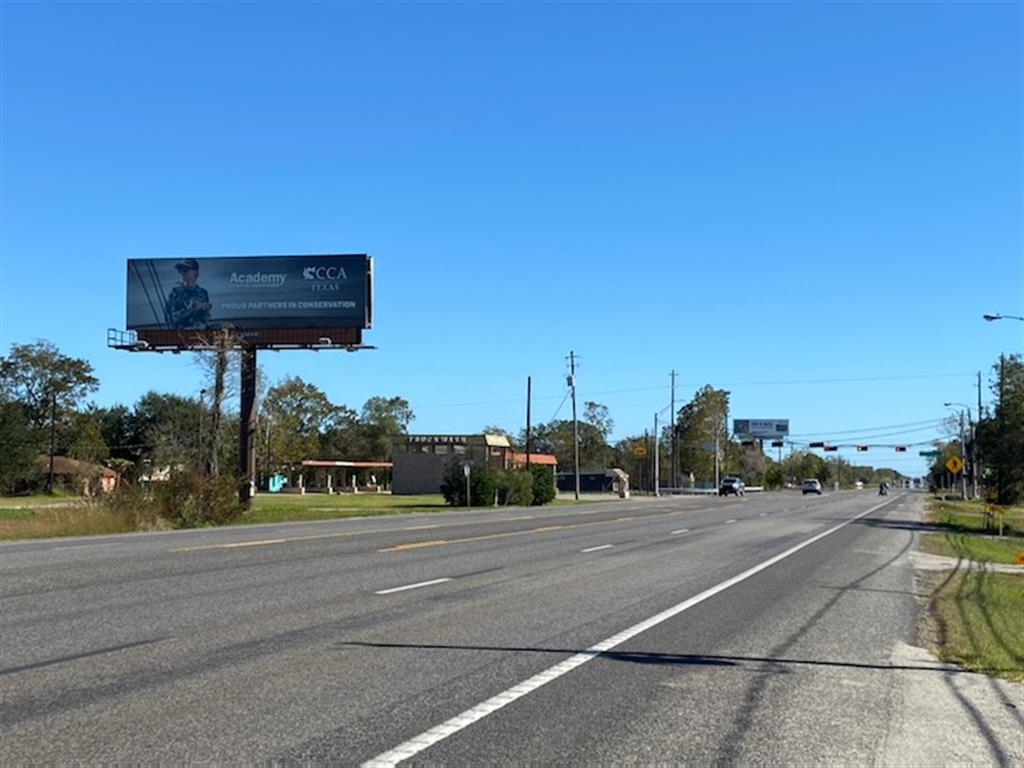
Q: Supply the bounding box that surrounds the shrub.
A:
[440,458,498,507]
[154,470,244,528]
[497,469,534,506]
[529,465,556,506]
[97,482,163,531]
[764,466,785,490]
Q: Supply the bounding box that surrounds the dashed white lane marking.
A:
[374,578,453,595]
[580,544,612,553]
[361,497,893,768]
[670,528,690,535]
[725,519,738,524]
[759,513,767,517]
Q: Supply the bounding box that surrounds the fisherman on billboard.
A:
[165,258,212,329]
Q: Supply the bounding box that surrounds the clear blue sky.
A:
[2,1,1022,477]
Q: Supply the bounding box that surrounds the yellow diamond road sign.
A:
[946,455,964,474]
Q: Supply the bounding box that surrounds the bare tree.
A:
[192,329,240,475]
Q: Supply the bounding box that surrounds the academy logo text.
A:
[229,271,288,287]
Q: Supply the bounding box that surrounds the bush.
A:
[97,482,163,530]
[529,465,556,506]
[154,470,244,528]
[496,469,534,506]
[764,466,785,490]
[440,458,498,507]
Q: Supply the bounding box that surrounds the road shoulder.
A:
[879,495,1024,767]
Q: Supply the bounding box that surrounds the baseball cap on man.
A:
[175,258,199,272]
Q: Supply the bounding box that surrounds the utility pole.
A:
[959,410,967,500]
[714,429,720,490]
[998,354,1005,503]
[976,370,983,499]
[643,429,649,492]
[669,370,677,490]
[568,351,580,501]
[653,412,660,497]
[47,391,57,493]
[525,376,532,472]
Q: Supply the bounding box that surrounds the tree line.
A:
[926,354,1023,505]
[0,339,416,493]
[4,339,1018,501]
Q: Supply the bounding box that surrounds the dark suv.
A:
[719,476,745,496]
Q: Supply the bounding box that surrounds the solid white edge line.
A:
[361,496,896,768]
[374,578,453,595]
[580,544,613,553]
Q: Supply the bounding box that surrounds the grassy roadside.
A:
[923,569,1023,681]
[0,492,85,511]
[0,490,593,539]
[0,504,143,540]
[243,493,449,524]
[920,498,1024,565]
[918,497,1024,681]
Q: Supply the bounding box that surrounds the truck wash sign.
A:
[126,255,371,330]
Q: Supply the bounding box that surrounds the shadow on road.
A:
[334,640,1013,676]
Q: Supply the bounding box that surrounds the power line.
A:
[410,372,975,412]
[788,418,944,436]
[549,390,570,422]
[797,425,948,442]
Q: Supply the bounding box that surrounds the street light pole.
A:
[982,313,1024,322]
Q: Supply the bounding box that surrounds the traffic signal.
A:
[856,445,868,452]
[771,440,784,448]
[894,446,907,452]
[824,445,838,452]
[809,441,825,448]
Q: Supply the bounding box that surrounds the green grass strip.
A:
[923,499,1024,565]
[927,570,1024,681]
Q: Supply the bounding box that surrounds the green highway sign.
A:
[919,450,940,457]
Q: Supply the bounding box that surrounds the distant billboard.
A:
[126,255,372,331]
[733,419,789,439]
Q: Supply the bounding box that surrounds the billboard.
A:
[126,254,371,331]
[733,419,789,438]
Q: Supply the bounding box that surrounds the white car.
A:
[801,479,823,495]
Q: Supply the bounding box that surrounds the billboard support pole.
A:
[239,346,258,506]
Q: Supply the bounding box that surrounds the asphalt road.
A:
[0,491,1017,765]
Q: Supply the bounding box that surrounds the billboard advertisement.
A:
[126,255,371,331]
[733,419,790,438]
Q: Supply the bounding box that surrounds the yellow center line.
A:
[173,499,744,552]
[378,514,655,552]
[173,517,526,552]
[219,538,289,548]
[387,540,448,551]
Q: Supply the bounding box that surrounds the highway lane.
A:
[0,491,950,765]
